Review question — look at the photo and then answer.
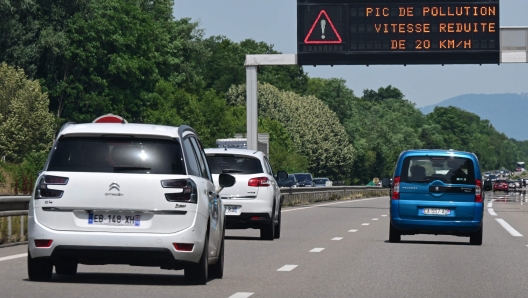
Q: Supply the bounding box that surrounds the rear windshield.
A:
[206,155,263,174]
[294,174,313,182]
[401,156,475,185]
[47,137,186,174]
[314,178,328,184]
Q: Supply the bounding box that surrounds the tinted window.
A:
[294,174,313,182]
[182,138,201,176]
[206,155,263,175]
[314,178,329,184]
[47,137,185,174]
[401,156,475,185]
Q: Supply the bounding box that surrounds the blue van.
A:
[382,149,485,245]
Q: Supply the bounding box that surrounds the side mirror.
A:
[216,173,236,194]
[276,171,288,181]
[381,178,392,188]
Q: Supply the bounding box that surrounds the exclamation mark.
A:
[321,19,326,39]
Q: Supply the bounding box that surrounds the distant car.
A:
[383,149,484,245]
[293,173,314,187]
[313,178,332,187]
[494,180,508,192]
[278,174,298,188]
[488,174,497,182]
[205,148,288,240]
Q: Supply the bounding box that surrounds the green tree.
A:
[307,78,358,124]
[0,63,55,162]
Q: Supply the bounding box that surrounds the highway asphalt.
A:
[2,192,528,298]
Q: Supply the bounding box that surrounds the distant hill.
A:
[419,93,528,141]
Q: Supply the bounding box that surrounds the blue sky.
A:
[173,1,528,107]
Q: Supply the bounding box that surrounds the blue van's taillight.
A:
[475,179,482,202]
[391,177,400,200]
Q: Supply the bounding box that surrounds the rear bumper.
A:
[28,212,208,267]
[222,196,275,229]
[225,213,272,229]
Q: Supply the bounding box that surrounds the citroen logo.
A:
[109,182,120,192]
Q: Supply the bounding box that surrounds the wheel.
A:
[470,225,483,245]
[209,225,224,279]
[389,221,401,243]
[260,202,275,241]
[55,261,78,275]
[274,204,282,239]
[184,234,208,285]
[27,252,53,281]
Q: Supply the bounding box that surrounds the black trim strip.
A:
[42,207,187,215]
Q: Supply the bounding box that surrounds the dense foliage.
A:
[0,0,526,187]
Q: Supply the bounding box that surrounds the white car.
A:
[27,121,235,284]
[204,148,288,240]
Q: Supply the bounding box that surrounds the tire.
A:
[209,225,224,279]
[184,234,208,285]
[274,204,282,239]
[27,252,53,282]
[260,202,275,241]
[470,225,483,246]
[55,261,78,275]
[389,222,401,243]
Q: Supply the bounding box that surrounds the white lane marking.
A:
[281,197,386,213]
[496,218,523,237]
[488,208,497,216]
[372,218,379,220]
[381,215,387,217]
[348,229,358,233]
[331,237,343,241]
[277,265,298,271]
[362,223,370,226]
[487,199,495,208]
[0,253,27,262]
[310,248,325,252]
[229,293,254,298]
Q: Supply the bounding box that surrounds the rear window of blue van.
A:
[401,156,475,185]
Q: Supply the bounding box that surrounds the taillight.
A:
[162,179,197,203]
[391,177,400,200]
[475,179,482,202]
[248,177,270,187]
[173,243,194,252]
[35,175,68,199]
[34,239,53,248]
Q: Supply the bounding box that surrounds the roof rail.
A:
[58,122,75,135]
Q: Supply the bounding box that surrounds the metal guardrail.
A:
[0,195,31,245]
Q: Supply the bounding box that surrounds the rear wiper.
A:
[114,166,151,171]
[222,169,242,173]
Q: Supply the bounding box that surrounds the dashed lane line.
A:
[310,248,325,252]
[281,197,386,213]
[277,265,298,272]
[496,218,523,237]
[362,223,370,226]
[348,229,358,233]
[0,253,27,262]
[372,218,379,220]
[331,237,343,241]
[229,293,254,298]
[488,208,497,216]
[381,215,387,217]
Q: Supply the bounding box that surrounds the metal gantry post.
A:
[246,65,258,151]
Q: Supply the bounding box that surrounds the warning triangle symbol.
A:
[304,10,343,44]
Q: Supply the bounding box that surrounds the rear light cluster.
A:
[391,177,400,200]
[35,175,69,199]
[475,179,482,202]
[248,177,270,187]
[161,179,197,203]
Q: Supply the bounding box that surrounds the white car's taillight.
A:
[248,177,270,187]
[161,179,198,203]
[35,175,68,199]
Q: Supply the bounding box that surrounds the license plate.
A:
[225,205,241,216]
[422,208,450,215]
[88,213,141,226]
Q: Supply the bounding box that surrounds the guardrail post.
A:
[7,216,12,240]
[20,215,24,240]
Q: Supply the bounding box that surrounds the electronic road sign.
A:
[297,0,500,65]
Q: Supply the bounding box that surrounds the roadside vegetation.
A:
[0,0,527,188]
